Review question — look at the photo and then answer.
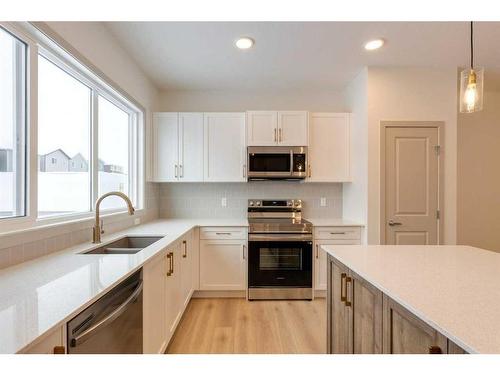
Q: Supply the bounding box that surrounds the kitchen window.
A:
[0,22,144,232]
[0,27,26,220]
[37,50,141,219]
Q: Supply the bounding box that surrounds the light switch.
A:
[221,197,227,207]
[320,197,327,207]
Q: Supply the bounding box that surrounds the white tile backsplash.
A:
[159,182,343,219]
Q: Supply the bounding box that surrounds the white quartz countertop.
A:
[308,218,364,227]
[0,218,248,353]
[321,244,500,354]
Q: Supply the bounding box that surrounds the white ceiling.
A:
[104,22,500,91]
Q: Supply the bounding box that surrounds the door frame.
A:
[380,121,444,245]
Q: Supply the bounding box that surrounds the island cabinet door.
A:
[327,255,352,354]
[351,271,383,354]
[383,295,447,354]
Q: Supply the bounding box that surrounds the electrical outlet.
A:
[134,218,141,225]
[320,197,327,207]
[221,197,227,207]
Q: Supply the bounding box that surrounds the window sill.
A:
[0,208,146,242]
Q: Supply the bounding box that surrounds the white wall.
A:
[457,89,500,251]
[366,67,458,245]
[158,89,347,112]
[343,68,368,243]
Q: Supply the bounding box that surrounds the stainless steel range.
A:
[247,199,313,300]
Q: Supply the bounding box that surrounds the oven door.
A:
[248,235,312,288]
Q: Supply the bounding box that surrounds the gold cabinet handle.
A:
[174,164,178,178]
[340,272,347,302]
[429,346,443,354]
[242,244,246,260]
[316,244,319,259]
[182,240,187,258]
[345,276,352,307]
[166,252,173,276]
[308,164,312,178]
[274,128,277,142]
[279,128,282,142]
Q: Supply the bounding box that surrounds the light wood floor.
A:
[166,298,326,354]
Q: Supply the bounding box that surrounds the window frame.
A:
[0,22,145,233]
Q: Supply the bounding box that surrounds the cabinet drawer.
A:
[199,227,247,240]
[314,227,361,240]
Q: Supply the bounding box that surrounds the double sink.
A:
[82,236,163,255]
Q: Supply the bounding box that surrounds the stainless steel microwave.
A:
[247,146,308,180]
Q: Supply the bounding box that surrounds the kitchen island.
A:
[322,244,500,354]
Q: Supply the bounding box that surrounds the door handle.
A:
[388,220,403,226]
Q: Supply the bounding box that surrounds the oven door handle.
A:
[249,233,313,242]
[70,280,143,347]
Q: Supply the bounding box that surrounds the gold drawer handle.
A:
[340,272,347,302]
[166,252,173,276]
[345,276,352,307]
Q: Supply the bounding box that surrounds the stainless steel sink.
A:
[82,236,163,255]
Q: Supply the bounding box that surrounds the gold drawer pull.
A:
[345,276,352,307]
[340,272,347,302]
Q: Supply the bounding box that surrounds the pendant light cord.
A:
[470,21,474,69]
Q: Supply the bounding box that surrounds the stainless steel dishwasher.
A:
[67,270,143,354]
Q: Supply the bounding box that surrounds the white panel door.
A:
[278,111,308,146]
[247,111,278,146]
[199,240,246,290]
[385,127,440,245]
[165,242,182,340]
[204,112,246,182]
[153,112,179,182]
[178,112,204,182]
[143,254,167,354]
[308,113,350,182]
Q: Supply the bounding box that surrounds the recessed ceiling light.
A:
[364,39,385,51]
[235,37,254,50]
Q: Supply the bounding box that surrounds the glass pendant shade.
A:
[460,68,484,113]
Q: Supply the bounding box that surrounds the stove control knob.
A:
[295,200,301,206]
[256,201,261,206]
[249,201,254,206]
[287,201,293,206]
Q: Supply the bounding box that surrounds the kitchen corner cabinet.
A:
[152,112,204,182]
[204,112,246,182]
[327,255,469,354]
[308,113,350,182]
[247,111,308,146]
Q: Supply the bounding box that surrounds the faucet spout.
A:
[93,191,135,243]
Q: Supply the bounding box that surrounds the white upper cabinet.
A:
[308,113,351,182]
[247,111,308,146]
[204,112,246,182]
[152,112,203,182]
[153,113,179,182]
[178,113,204,182]
[277,111,309,146]
[246,111,278,146]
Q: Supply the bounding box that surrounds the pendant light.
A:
[460,21,484,113]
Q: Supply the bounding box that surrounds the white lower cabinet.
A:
[142,230,195,354]
[200,238,247,291]
[143,253,167,354]
[314,227,362,292]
